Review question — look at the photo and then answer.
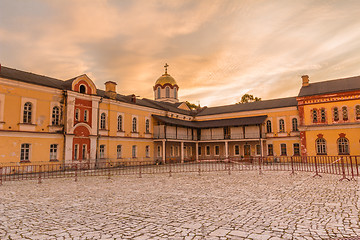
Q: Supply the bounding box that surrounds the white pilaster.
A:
[181,142,184,163]
[64,135,74,164]
[196,142,199,162]
[225,141,229,159]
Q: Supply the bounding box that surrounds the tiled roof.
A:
[298,75,360,97]
[196,97,298,116]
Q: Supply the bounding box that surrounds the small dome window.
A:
[79,85,86,94]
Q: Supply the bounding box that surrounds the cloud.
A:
[1,0,360,106]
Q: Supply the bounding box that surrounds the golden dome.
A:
[155,73,177,86]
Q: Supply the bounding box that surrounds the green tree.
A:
[185,101,200,110]
[237,94,261,104]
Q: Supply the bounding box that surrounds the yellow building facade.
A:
[0,64,359,166]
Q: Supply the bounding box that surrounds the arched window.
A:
[166,87,170,98]
[117,115,123,131]
[100,113,106,129]
[337,137,349,155]
[23,102,32,123]
[292,118,298,131]
[356,105,360,120]
[20,143,31,162]
[157,87,161,99]
[266,120,272,133]
[75,108,80,121]
[145,119,150,133]
[51,106,60,125]
[279,119,285,132]
[333,107,339,121]
[316,138,327,155]
[79,85,86,94]
[84,110,88,122]
[342,106,348,121]
[320,108,326,122]
[132,117,137,132]
[312,109,318,123]
[174,88,177,99]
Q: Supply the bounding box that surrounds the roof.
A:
[155,73,177,86]
[152,115,267,128]
[196,97,298,116]
[0,66,68,90]
[298,75,360,97]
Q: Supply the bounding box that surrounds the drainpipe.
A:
[62,90,68,168]
[95,97,103,167]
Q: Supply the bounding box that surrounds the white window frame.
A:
[117,114,124,131]
[99,145,105,159]
[20,143,31,162]
[132,145,137,158]
[50,144,58,160]
[293,143,300,156]
[280,143,287,156]
[157,145,161,157]
[316,138,327,155]
[205,145,210,156]
[117,145,122,159]
[100,113,106,129]
[145,145,150,158]
[75,108,80,121]
[214,145,220,156]
[234,145,240,156]
[82,144,87,159]
[145,118,150,133]
[255,144,261,156]
[84,110,88,122]
[132,116,138,133]
[279,119,285,132]
[74,144,79,160]
[21,97,36,124]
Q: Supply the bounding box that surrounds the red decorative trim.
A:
[317,133,323,138]
[339,133,346,138]
[300,131,307,156]
[153,84,179,90]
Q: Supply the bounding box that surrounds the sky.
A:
[1,0,360,107]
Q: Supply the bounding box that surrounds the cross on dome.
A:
[164,63,169,74]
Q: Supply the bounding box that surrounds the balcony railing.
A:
[154,132,264,140]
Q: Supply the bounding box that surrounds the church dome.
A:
[155,73,177,86]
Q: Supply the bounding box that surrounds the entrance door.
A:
[244,145,251,159]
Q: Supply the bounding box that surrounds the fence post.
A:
[258,157,262,175]
[198,162,201,176]
[108,162,111,180]
[0,167,2,186]
[139,163,142,178]
[313,156,321,178]
[349,156,356,181]
[38,165,42,184]
[339,157,350,181]
[290,156,295,175]
[355,156,359,177]
[228,159,231,175]
[169,162,172,177]
[75,163,78,182]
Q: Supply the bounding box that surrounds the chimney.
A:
[131,94,136,103]
[301,75,309,87]
[105,81,117,99]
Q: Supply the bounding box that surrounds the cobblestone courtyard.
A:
[0,171,359,239]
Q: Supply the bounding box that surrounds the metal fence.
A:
[0,155,358,185]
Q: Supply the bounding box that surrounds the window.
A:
[342,106,348,121]
[198,146,202,156]
[99,145,105,159]
[266,120,272,133]
[176,146,179,156]
[20,143,30,162]
[74,144,79,160]
[267,144,273,156]
[50,144,58,160]
[132,117,137,132]
[79,85,86,94]
[320,108,326,122]
[316,138,327,155]
[84,110,88,122]
[170,146,174,157]
[82,144,87,159]
[234,145,240,156]
[157,146,161,157]
[166,87,170,98]
[132,145,137,158]
[146,145,150,158]
[52,106,60,125]
[157,87,161,99]
[312,109,317,123]
[338,138,349,155]
[174,88,177,99]
[356,105,360,120]
[100,113,106,129]
[292,118,298,132]
[75,108,79,121]
[117,115,123,131]
[145,119,150,133]
[23,102,32,123]
[333,107,339,121]
[117,145,122,159]
[280,144,287,156]
[256,145,261,156]
[206,146,210,156]
[279,119,285,132]
[293,143,300,156]
[215,146,220,156]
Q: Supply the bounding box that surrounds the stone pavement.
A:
[0,171,359,239]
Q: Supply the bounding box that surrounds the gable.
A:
[71,75,97,95]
